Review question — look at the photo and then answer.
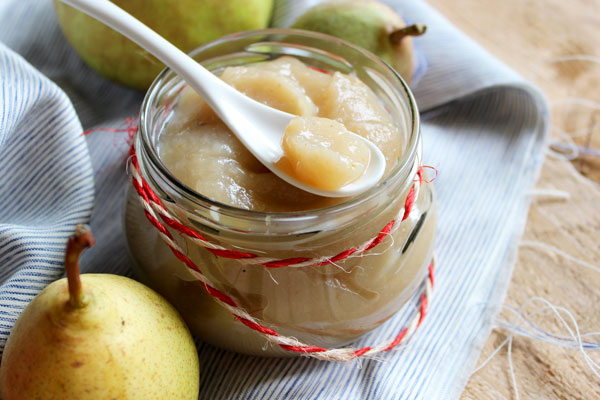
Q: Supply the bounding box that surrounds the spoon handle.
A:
[59,0,234,105]
[59,0,292,162]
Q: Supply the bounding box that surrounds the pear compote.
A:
[279,116,370,191]
[125,33,436,357]
[159,57,400,210]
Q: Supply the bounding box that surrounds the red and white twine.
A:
[129,148,434,361]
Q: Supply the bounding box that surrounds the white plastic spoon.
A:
[59,0,386,198]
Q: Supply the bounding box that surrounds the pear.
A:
[291,0,426,84]
[54,0,274,89]
[0,225,199,399]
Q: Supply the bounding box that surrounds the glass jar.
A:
[124,29,436,357]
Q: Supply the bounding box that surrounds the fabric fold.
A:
[0,42,95,352]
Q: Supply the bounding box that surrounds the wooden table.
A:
[427,0,600,398]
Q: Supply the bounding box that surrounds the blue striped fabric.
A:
[0,1,548,398]
[0,40,95,348]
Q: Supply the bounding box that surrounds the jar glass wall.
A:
[124,29,436,356]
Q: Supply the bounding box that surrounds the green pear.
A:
[0,225,199,399]
[291,0,426,84]
[54,0,274,90]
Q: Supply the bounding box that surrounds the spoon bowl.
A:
[59,0,386,197]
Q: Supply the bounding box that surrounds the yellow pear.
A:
[0,225,199,399]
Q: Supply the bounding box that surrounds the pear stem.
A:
[65,224,95,309]
[390,24,427,45]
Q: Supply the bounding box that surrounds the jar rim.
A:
[138,28,421,222]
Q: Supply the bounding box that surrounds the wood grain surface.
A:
[426,0,600,398]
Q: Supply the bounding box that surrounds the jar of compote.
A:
[124,29,436,356]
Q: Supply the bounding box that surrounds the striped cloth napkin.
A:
[0,0,548,398]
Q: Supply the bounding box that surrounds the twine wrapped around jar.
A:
[129,148,435,361]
